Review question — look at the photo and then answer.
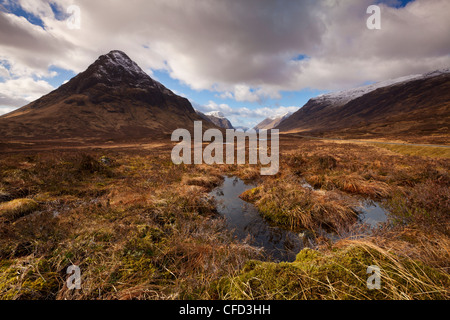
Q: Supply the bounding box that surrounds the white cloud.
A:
[0,64,9,78]
[233,85,260,103]
[0,77,54,108]
[232,84,282,103]
[17,0,56,18]
[0,0,449,109]
[0,106,18,116]
[217,91,233,100]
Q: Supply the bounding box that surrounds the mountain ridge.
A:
[0,50,209,141]
[254,112,293,131]
[276,68,450,143]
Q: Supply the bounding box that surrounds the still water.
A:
[356,200,389,228]
[209,176,389,262]
[209,176,303,262]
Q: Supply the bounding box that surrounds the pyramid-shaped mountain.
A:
[0,50,208,140]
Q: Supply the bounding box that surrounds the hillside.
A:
[0,50,208,141]
[195,110,234,129]
[277,69,450,143]
[254,112,293,131]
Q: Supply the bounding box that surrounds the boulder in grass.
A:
[0,199,39,221]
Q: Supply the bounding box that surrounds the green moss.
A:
[20,273,60,300]
[0,259,60,300]
[213,245,450,300]
[213,260,305,300]
[239,187,261,202]
[0,261,19,300]
[294,247,321,264]
[109,256,157,285]
[122,226,164,259]
[104,225,165,288]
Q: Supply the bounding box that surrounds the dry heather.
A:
[0,136,448,300]
[214,138,449,300]
[0,150,261,299]
[239,177,359,233]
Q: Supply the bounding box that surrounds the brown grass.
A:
[0,136,448,300]
[240,176,359,233]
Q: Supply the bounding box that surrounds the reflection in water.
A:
[210,176,303,262]
[357,200,389,228]
[210,176,390,261]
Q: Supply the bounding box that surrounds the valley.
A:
[0,50,448,301]
[0,135,448,299]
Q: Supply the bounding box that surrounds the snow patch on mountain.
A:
[107,50,148,77]
[205,111,225,118]
[268,111,293,121]
[315,67,450,107]
[91,50,174,95]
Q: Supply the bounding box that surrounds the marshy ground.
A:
[0,135,448,300]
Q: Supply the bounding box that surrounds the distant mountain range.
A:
[234,126,250,132]
[276,68,450,142]
[0,50,210,141]
[0,50,447,144]
[195,110,234,129]
[253,112,293,131]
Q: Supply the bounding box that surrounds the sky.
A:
[0,0,449,128]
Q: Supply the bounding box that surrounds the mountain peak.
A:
[106,49,129,58]
[63,50,172,95]
[87,50,151,85]
[0,50,205,139]
[95,50,147,78]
